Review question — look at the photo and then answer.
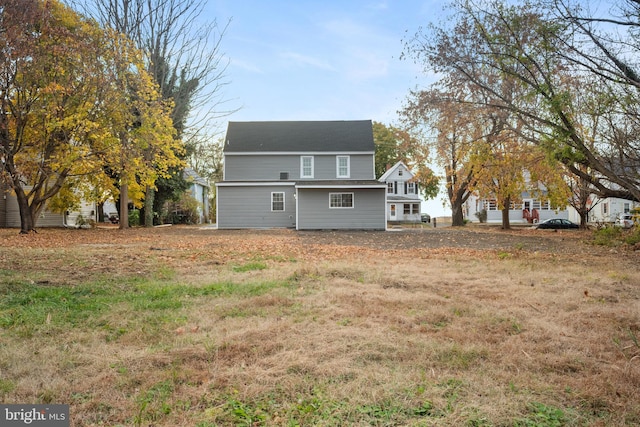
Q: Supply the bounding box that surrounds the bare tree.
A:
[403,0,640,205]
[71,0,236,225]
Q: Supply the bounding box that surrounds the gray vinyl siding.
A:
[297,188,386,230]
[217,184,296,229]
[4,195,64,228]
[0,188,6,227]
[1,190,96,228]
[224,154,374,181]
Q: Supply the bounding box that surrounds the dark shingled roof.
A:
[224,120,374,153]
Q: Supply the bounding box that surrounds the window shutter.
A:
[415,182,419,193]
[394,182,397,194]
[404,182,408,194]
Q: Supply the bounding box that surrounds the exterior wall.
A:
[216,184,297,229]
[588,196,637,223]
[0,187,6,227]
[387,201,421,223]
[224,154,374,181]
[484,208,567,224]
[464,194,569,224]
[64,201,98,228]
[296,188,386,230]
[1,188,96,228]
[189,183,210,224]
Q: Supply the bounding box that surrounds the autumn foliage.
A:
[0,0,182,233]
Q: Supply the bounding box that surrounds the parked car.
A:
[421,213,431,223]
[535,218,579,230]
[615,214,634,229]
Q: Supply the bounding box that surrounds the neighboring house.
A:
[216,120,387,230]
[378,161,421,223]
[183,168,210,224]
[464,191,571,224]
[1,168,211,228]
[0,182,97,228]
[586,195,637,224]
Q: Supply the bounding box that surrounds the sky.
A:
[204,0,451,216]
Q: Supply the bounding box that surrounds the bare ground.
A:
[0,225,638,426]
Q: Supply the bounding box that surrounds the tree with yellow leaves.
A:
[0,0,181,232]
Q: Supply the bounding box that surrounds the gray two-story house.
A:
[216,120,387,230]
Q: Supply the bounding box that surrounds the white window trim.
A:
[407,182,416,194]
[336,155,350,178]
[271,192,285,211]
[329,192,354,209]
[300,156,314,179]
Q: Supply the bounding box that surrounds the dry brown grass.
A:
[0,226,639,426]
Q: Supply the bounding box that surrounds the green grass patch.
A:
[0,272,289,338]
[232,261,267,272]
[515,402,566,426]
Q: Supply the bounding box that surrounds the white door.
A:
[390,204,397,220]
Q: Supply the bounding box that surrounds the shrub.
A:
[592,225,622,246]
[129,209,140,227]
[475,209,487,223]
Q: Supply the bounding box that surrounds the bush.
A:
[475,209,487,223]
[592,225,640,247]
[128,209,140,227]
[624,227,640,246]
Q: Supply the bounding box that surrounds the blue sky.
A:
[205,0,451,215]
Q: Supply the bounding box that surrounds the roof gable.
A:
[378,161,414,182]
[223,120,374,153]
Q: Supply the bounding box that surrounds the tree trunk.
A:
[451,201,465,226]
[15,188,36,234]
[144,186,155,227]
[119,182,129,229]
[579,209,589,230]
[501,207,511,229]
[97,201,105,223]
[501,196,511,230]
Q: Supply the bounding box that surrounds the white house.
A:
[464,191,571,224]
[378,161,421,223]
[586,195,637,224]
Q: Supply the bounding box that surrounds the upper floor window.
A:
[407,182,416,194]
[387,182,394,194]
[398,169,403,176]
[336,156,350,178]
[301,156,314,178]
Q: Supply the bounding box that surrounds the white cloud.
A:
[230,57,263,74]
[279,51,336,71]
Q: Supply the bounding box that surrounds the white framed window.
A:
[336,156,350,178]
[401,203,420,215]
[387,182,394,194]
[407,182,416,194]
[329,193,354,208]
[271,192,285,211]
[300,156,314,178]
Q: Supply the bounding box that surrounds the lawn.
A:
[0,226,638,426]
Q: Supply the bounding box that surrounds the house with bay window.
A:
[378,161,421,223]
[215,120,387,230]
